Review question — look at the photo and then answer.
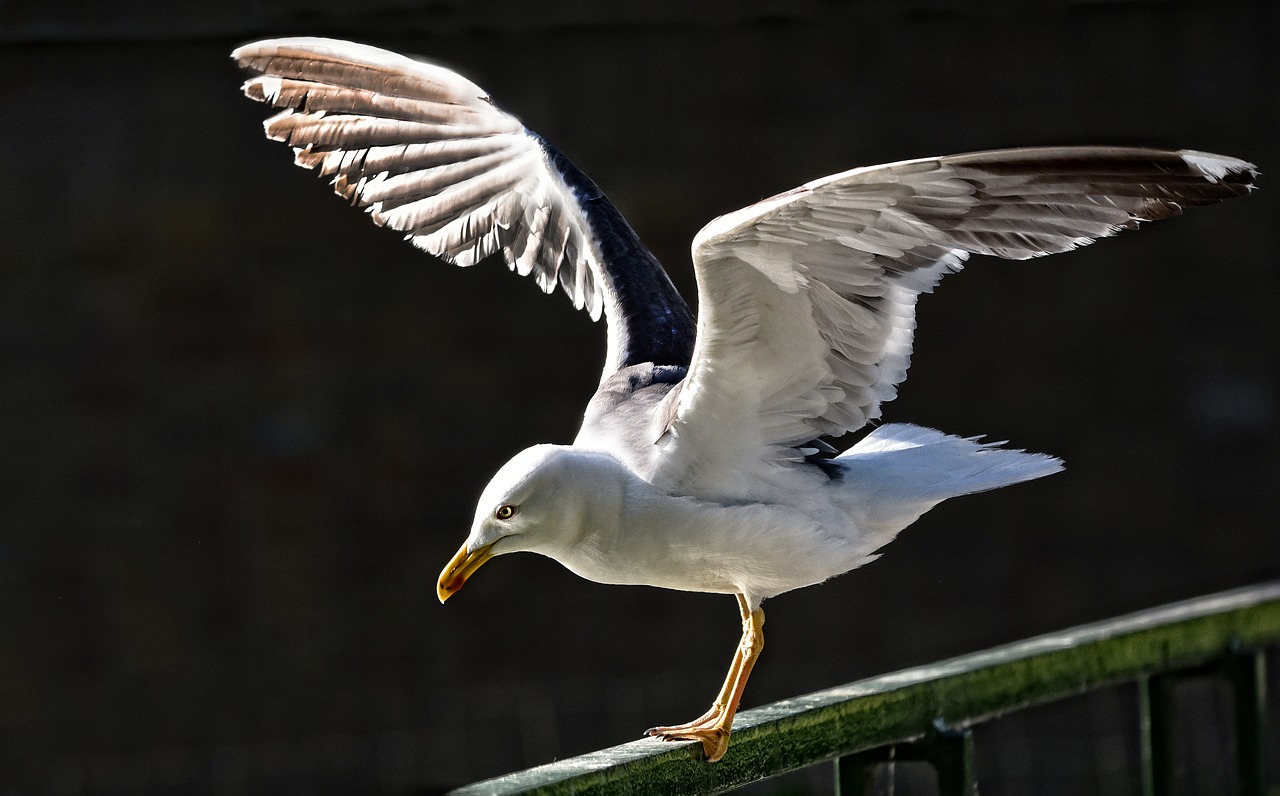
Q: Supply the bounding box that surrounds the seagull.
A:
[233,37,1257,762]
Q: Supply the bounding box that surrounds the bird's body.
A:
[485,446,837,600]
[233,36,1257,762]
[489,424,1060,606]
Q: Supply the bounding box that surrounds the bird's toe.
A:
[645,725,731,761]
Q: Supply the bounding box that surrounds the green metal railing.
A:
[452,581,1280,795]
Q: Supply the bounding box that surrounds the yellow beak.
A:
[437,541,495,603]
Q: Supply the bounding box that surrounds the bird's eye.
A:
[495,504,517,521]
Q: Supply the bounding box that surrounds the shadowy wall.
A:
[1,2,1277,792]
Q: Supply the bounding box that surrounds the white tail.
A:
[834,423,1063,543]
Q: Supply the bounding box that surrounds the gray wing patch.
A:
[574,364,687,477]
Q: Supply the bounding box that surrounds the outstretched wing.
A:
[233,37,695,376]
[651,147,1256,498]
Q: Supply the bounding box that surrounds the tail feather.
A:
[832,423,1062,544]
[838,423,1063,501]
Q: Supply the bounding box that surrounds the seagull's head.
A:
[436,444,625,603]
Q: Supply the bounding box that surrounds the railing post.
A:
[1140,673,1177,796]
[833,720,975,796]
[1224,647,1268,796]
[833,749,878,796]
[930,724,976,796]
[1141,647,1269,796]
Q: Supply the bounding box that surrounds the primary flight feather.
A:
[234,36,1257,762]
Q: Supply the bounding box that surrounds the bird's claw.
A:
[644,706,720,737]
[645,724,731,762]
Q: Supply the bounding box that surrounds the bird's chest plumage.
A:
[555,483,858,602]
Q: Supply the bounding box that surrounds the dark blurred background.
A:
[1,1,1277,793]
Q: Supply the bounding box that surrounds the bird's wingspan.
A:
[233,37,695,377]
[651,147,1256,498]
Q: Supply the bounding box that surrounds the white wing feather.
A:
[653,147,1256,499]
[234,38,610,317]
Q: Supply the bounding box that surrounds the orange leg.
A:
[646,595,750,734]
[647,594,765,762]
